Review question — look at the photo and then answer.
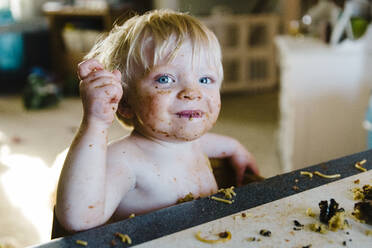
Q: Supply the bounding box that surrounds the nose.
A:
[177,87,202,100]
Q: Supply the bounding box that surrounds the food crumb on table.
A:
[259,229,271,237]
[75,240,88,246]
[195,230,231,243]
[306,208,316,217]
[355,159,367,172]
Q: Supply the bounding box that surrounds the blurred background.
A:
[1,0,372,247]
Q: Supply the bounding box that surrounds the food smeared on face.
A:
[128,39,222,142]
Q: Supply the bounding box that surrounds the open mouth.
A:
[176,110,203,118]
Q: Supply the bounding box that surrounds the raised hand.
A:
[77,59,123,128]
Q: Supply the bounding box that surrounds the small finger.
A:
[78,59,104,80]
[83,70,120,85]
[87,78,123,92]
[90,85,122,101]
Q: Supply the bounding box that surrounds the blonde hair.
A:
[85,9,223,127]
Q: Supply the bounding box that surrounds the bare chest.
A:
[114,154,218,218]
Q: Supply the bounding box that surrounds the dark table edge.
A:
[31,149,372,247]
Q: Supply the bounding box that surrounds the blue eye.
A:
[199,77,212,84]
[156,75,174,84]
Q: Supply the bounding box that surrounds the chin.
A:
[169,124,213,142]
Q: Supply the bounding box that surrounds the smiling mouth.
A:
[176,110,203,118]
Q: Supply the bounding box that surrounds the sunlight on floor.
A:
[0,130,64,245]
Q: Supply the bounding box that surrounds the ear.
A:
[118,97,134,119]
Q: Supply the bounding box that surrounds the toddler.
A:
[55,9,258,233]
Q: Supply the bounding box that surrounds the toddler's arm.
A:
[199,133,259,186]
[55,59,134,232]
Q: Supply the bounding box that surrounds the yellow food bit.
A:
[352,187,365,200]
[300,171,313,178]
[129,213,135,218]
[211,196,234,204]
[314,171,341,179]
[75,240,88,246]
[177,192,194,203]
[309,223,328,234]
[355,159,367,172]
[218,186,236,199]
[233,212,252,220]
[115,232,132,244]
[352,185,372,201]
[195,231,231,244]
[328,212,349,231]
[366,230,372,236]
[306,208,316,217]
[351,208,366,223]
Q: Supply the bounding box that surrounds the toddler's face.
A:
[128,39,222,142]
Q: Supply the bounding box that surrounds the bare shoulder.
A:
[103,136,141,190]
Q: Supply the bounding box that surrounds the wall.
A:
[178,0,278,16]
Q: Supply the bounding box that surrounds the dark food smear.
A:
[352,185,372,224]
[319,198,344,224]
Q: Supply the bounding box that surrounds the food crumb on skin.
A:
[177,192,194,204]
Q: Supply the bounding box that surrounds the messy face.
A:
[128,40,222,142]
